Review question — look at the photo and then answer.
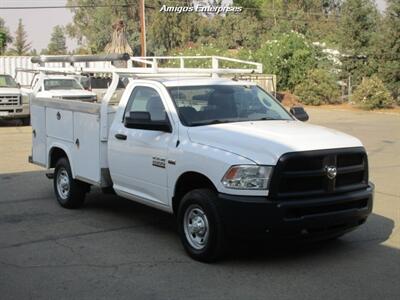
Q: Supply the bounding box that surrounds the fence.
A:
[0,56,113,87]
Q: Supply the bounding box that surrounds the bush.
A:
[294,69,340,105]
[351,76,394,109]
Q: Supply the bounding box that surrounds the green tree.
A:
[67,0,198,54]
[233,0,264,18]
[0,17,12,54]
[294,68,340,105]
[338,0,379,84]
[351,75,394,109]
[148,6,201,54]
[374,0,400,103]
[10,19,31,55]
[47,26,67,54]
[254,32,324,91]
[213,12,265,49]
[67,0,143,54]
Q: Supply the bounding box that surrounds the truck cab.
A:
[0,74,29,124]
[29,55,374,262]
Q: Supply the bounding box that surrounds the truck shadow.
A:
[83,188,396,264]
[224,212,396,263]
[0,170,397,265]
[0,119,27,127]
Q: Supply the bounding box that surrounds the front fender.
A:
[167,141,268,207]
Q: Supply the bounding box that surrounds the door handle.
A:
[115,133,127,140]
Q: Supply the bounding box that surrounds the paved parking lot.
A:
[0,108,399,300]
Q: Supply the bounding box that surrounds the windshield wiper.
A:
[253,117,273,121]
[190,119,233,126]
[250,117,285,121]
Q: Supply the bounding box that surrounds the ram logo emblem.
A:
[325,166,337,180]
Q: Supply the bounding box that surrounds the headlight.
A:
[221,165,273,190]
[21,94,29,104]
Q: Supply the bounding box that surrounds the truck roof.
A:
[146,77,257,87]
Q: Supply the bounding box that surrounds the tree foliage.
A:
[338,0,379,84]
[46,26,67,55]
[148,6,201,55]
[294,68,340,105]
[351,76,394,109]
[66,0,141,54]
[254,32,323,91]
[59,0,398,106]
[0,17,12,54]
[10,19,31,55]
[374,0,400,103]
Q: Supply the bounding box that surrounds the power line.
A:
[0,1,341,22]
[0,4,155,10]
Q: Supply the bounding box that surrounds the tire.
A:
[177,189,226,262]
[53,157,86,209]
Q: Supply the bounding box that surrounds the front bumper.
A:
[0,104,30,119]
[216,183,374,240]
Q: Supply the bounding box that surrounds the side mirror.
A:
[124,111,172,132]
[290,106,309,122]
[17,83,21,89]
[80,78,91,90]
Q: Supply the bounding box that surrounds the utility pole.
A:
[139,0,146,58]
[348,75,351,101]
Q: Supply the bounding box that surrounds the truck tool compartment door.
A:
[31,103,46,165]
[109,86,173,206]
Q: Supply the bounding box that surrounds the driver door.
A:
[109,85,174,206]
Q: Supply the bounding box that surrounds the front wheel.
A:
[177,189,226,262]
[53,157,87,208]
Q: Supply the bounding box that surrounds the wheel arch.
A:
[172,171,217,215]
[48,145,75,177]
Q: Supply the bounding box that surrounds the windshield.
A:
[168,85,293,126]
[44,79,83,91]
[0,75,18,88]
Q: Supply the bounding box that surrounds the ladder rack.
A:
[21,55,262,78]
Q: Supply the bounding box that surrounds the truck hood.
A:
[187,120,363,165]
[41,90,96,97]
[0,88,21,95]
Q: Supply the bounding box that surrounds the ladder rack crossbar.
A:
[18,55,263,78]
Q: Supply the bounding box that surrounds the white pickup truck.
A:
[0,74,30,124]
[30,74,98,102]
[29,56,374,262]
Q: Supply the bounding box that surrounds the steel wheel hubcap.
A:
[57,168,70,200]
[183,205,209,250]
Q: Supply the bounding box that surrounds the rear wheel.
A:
[177,189,226,262]
[53,157,87,208]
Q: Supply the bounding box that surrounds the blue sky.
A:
[0,0,388,52]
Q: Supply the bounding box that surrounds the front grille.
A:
[0,95,20,106]
[269,147,369,200]
[61,96,95,101]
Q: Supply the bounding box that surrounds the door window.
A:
[124,86,167,122]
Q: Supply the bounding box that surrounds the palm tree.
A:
[104,19,133,55]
